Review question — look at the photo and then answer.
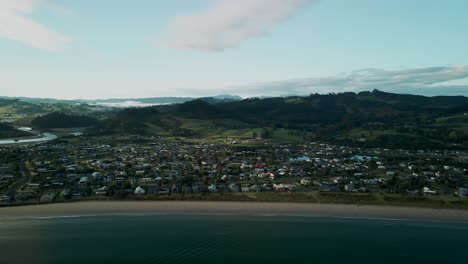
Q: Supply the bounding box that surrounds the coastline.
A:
[1,201,468,223]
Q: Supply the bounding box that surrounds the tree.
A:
[448,131,458,141]
[388,175,399,189]
[261,129,271,139]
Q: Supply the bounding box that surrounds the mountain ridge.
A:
[0,95,243,106]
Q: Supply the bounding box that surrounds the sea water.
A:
[0,215,466,264]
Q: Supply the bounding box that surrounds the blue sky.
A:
[0,0,467,99]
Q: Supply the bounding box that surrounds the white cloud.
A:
[157,0,315,51]
[228,66,468,97]
[0,0,71,51]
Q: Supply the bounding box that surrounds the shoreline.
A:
[1,201,468,223]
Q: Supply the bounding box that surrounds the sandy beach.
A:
[1,201,468,222]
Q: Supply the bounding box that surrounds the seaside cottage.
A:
[208,184,217,193]
[95,186,108,195]
[78,177,89,188]
[134,186,146,195]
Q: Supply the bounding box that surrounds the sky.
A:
[0,0,467,99]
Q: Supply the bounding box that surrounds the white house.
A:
[423,187,437,195]
[345,183,356,192]
[208,184,217,193]
[134,186,145,195]
[300,179,311,185]
[78,177,89,187]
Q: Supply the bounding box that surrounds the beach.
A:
[1,201,468,222]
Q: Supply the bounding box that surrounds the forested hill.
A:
[0,123,31,139]
[88,90,468,149]
[167,90,468,125]
[31,112,99,129]
[0,98,109,120]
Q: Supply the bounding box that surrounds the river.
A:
[0,132,58,145]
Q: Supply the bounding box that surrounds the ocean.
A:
[0,214,467,264]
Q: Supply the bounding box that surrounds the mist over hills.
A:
[0,95,243,107]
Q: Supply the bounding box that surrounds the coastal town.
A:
[1,139,468,206]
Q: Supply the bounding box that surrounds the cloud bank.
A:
[157,0,315,51]
[0,0,71,51]
[230,66,468,97]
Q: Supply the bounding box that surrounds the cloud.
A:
[0,0,71,51]
[157,0,315,51]
[229,66,468,97]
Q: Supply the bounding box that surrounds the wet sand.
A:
[1,201,468,222]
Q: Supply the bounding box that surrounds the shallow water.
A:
[0,215,467,264]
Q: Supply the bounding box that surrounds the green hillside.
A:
[0,98,109,120]
[85,90,468,149]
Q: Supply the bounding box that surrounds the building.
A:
[78,177,89,188]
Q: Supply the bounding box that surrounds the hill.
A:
[31,112,99,129]
[0,123,31,139]
[0,95,243,108]
[0,98,109,121]
[86,90,468,149]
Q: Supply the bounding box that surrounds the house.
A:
[250,184,262,192]
[319,183,340,192]
[78,177,89,187]
[27,183,40,190]
[255,168,266,173]
[115,177,125,183]
[262,184,272,192]
[458,188,468,197]
[345,182,356,192]
[40,193,56,202]
[406,189,420,195]
[192,183,203,193]
[95,186,108,195]
[273,183,296,192]
[0,175,14,183]
[1,195,12,202]
[423,187,437,196]
[228,183,239,193]
[227,163,241,168]
[60,189,71,197]
[208,184,217,193]
[241,185,250,192]
[423,171,434,177]
[172,184,181,194]
[273,183,287,192]
[300,179,311,185]
[134,186,145,195]
[363,179,380,192]
[92,172,102,178]
[158,189,170,195]
[135,171,145,176]
[286,184,297,192]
